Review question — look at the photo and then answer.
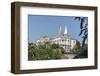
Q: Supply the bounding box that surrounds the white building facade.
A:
[37,26,77,53]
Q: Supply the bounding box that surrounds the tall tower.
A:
[64,26,68,35]
[58,26,62,36]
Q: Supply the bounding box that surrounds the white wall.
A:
[0,0,100,76]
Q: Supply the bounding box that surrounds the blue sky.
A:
[28,15,87,43]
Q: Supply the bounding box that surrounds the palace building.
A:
[36,26,77,53]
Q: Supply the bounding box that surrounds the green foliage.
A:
[28,42,64,60]
[76,44,88,58]
[71,41,88,58]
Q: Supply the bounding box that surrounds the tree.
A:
[71,40,88,59]
[71,41,81,54]
[28,43,37,60]
[28,42,64,60]
[75,44,88,58]
[74,17,88,47]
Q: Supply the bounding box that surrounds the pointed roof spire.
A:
[58,26,62,36]
[64,26,68,35]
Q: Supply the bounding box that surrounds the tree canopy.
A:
[28,42,64,60]
[71,41,88,58]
